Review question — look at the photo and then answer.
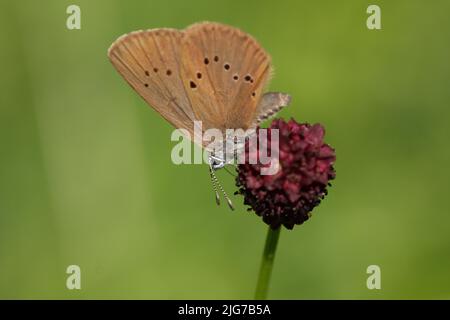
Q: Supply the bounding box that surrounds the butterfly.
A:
[108,22,291,210]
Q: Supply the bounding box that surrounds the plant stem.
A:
[254,226,281,299]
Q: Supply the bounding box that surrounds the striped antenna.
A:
[208,166,221,206]
[209,164,235,211]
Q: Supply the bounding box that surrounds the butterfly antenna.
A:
[208,166,221,206]
[209,165,235,211]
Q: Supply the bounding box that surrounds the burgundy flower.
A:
[236,118,336,229]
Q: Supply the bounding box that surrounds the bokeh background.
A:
[1,0,449,299]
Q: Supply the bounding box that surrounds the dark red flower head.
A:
[236,118,336,230]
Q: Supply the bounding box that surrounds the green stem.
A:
[254,226,281,299]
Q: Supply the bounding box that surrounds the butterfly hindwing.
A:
[254,92,292,125]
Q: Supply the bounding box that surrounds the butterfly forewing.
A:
[108,29,197,137]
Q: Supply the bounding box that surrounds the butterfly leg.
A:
[223,165,237,177]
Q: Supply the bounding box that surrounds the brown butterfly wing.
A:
[109,23,275,146]
[180,22,272,131]
[254,92,292,125]
[108,29,197,136]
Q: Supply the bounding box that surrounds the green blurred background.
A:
[1,0,449,299]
